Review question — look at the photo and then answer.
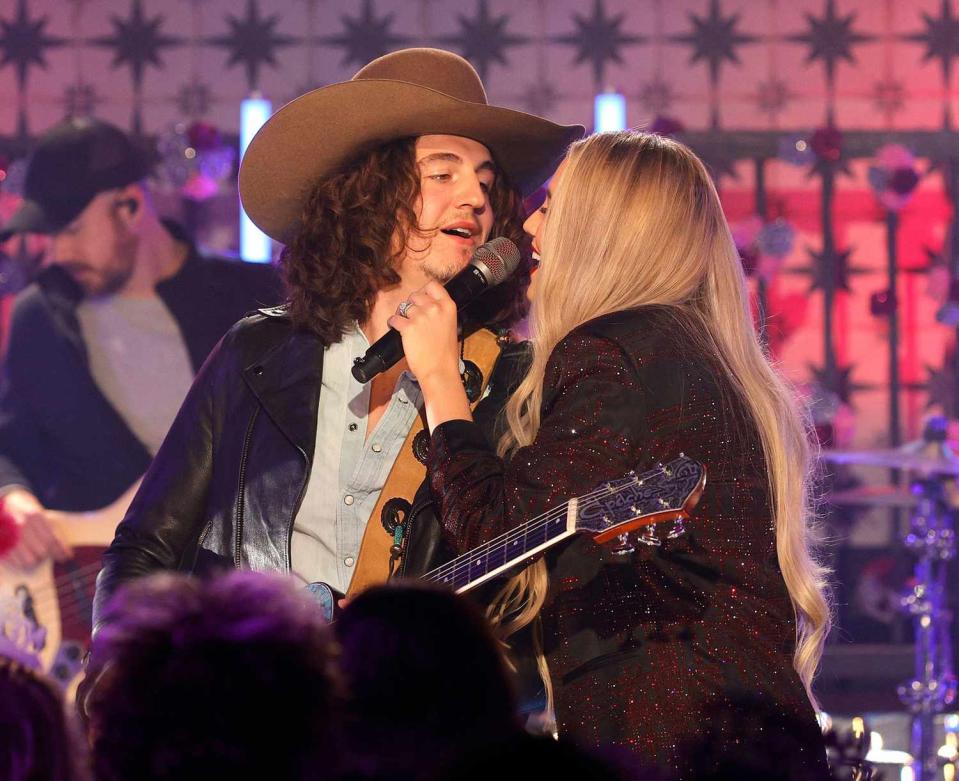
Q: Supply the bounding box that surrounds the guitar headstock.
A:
[575,455,706,545]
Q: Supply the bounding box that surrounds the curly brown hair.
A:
[279,137,532,345]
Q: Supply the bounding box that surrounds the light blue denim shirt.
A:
[291,325,422,594]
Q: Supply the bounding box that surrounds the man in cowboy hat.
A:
[93,48,582,623]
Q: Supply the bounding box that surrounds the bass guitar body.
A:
[0,482,138,691]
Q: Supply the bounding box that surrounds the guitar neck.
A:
[422,455,704,594]
[425,498,579,594]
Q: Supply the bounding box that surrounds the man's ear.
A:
[114,184,144,225]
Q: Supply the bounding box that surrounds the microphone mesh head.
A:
[472,237,520,285]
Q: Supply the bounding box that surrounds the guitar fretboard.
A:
[422,455,704,594]
[426,499,578,593]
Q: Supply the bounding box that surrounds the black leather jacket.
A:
[93,307,530,627]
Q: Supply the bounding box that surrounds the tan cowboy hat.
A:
[239,48,584,244]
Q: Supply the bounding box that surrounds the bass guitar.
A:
[0,481,138,689]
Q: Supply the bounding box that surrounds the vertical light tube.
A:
[594,91,626,133]
[240,95,273,263]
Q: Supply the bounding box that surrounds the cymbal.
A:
[826,486,918,508]
[820,447,959,476]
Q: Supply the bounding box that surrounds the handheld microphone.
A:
[351,236,521,383]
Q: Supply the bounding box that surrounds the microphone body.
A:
[351,237,519,383]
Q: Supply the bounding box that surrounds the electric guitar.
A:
[310,455,706,620]
[0,481,139,689]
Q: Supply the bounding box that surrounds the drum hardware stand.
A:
[897,420,958,781]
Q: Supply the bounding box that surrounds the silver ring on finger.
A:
[397,300,414,318]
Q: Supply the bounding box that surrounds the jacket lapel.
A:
[241,328,324,462]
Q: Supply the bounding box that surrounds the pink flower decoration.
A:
[186,121,222,152]
[810,126,843,162]
[876,144,915,170]
[181,172,219,202]
[649,115,685,136]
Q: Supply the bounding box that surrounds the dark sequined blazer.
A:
[428,306,829,780]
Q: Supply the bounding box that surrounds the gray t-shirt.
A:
[76,294,194,456]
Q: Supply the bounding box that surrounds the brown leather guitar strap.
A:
[346,327,502,597]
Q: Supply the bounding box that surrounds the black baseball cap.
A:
[0,118,153,240]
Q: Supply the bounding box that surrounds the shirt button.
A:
[371,443,382,453]
[344,556,355,567]
[348,423,358,431]
[344,495,354,505]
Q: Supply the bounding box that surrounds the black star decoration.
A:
[208,0,297,90]
[873,78,906,115]
[788,246,868,294]
[0,0,66,89]
[755,79,792,116]
[63,83,100,118]
[788,0,874,85]
[177,82,213,117]
[438,0,528,81]
[554,0,643,86]
[638,78,676,114]
[92,0,182,89]
[326,0,409,69]
[520,81,559,117]
[810,363,874,405]
[670,0,757,87]
[904,0,959,85]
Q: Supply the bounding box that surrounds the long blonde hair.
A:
[489,131,830,708]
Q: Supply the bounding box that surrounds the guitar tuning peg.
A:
[665,518,687,539]
[638,525,663,547]
[611,532,635,556]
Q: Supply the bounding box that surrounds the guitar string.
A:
[6,560,102,614]
[27,474,660,631]
[424,476,647,584]
[17,476,656,619]
[426,467,688,585]
[39,582,99,633]
[21,560,153,640]
[426,470,682,585]
[16,465,693,625]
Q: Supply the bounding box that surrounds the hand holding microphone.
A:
[351,237,520,383]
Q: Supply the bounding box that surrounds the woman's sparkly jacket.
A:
[427,306,830,780]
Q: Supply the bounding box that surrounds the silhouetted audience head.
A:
[0,654,89,781]
[335,581,519,779]
[83,571,339,781]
